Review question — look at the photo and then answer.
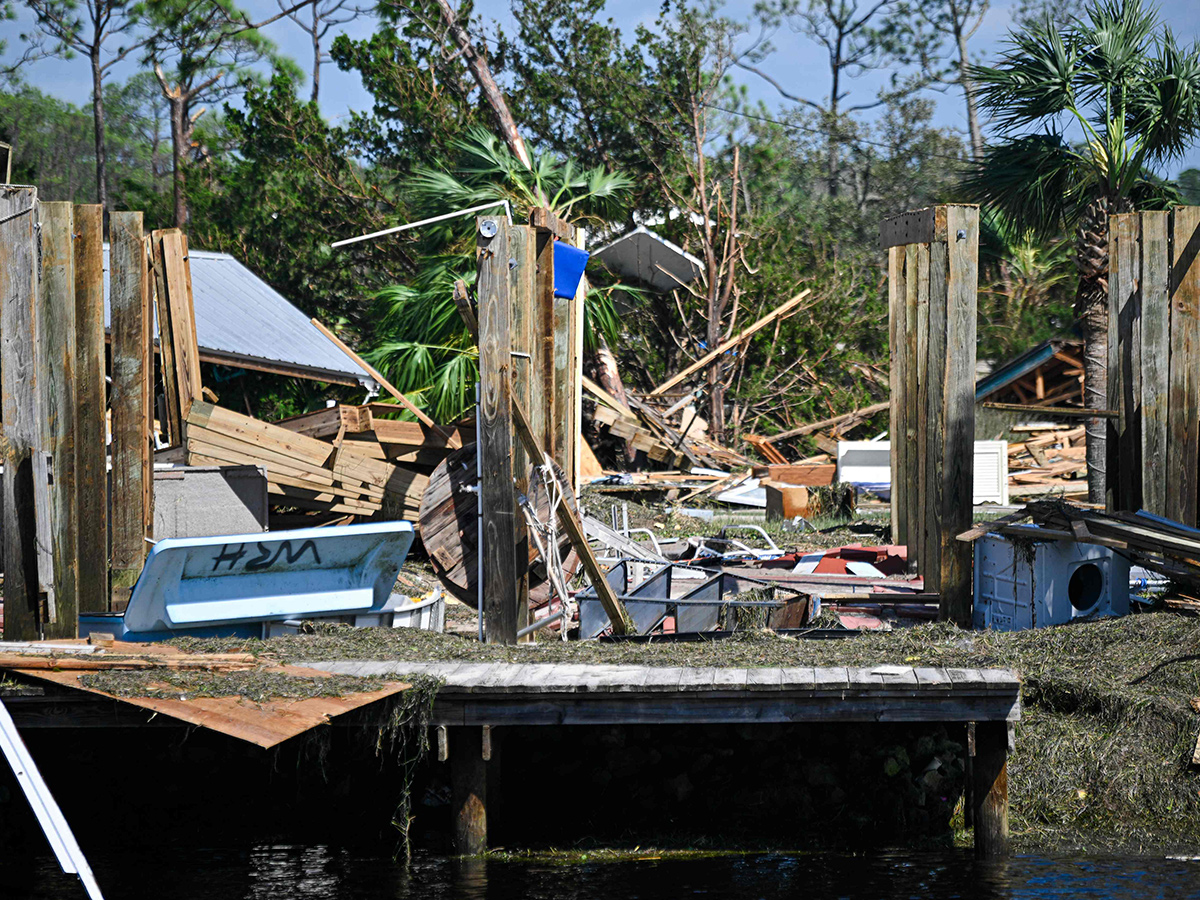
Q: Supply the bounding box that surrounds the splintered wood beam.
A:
[311,317,461,450]
[453,279,479,341]
[510,396,634,635]
[649,290,813,397]
[529,207,575,242]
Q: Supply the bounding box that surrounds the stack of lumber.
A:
[1007,425,1088,498]
[184,400,430,521]
[276,402,469,468]
[585,376,751,473]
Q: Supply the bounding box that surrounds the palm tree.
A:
[367,127,635,421]
[961,0,1200,502]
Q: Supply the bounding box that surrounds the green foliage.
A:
[964,0,1200,236]
[1180,168,1200,204]
[368,125,635,421]
[329,0,487,172]
[977,209,1077,360]
[0,80,168,211]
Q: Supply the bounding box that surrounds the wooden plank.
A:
[510,224,534,638]
[761,401,890,443]
[109,212,152,610]
[1141,210,1170,516]
[924,239,948,593]
[647,290,813,397]
[149,229,181,445]
[38,202,79,638]
[571,228,587,493]
[188,401,334,465]
[452,279,478,340]
[1108,213,1141,513]
[879,206,947,248]
[162,230,202,419]
[477,216,519,645]
[1168,206,1200,525]
[979,402,1116,418]
[533,228,556,466]
[940,205,978,626]
[511,397,633,635]
[904,243,919,572]
[72,205,108,616]
[888,245,907,546]
[913,242,930,579]
[0,186,42,639]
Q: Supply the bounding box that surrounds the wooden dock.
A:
[308,660,1020,858]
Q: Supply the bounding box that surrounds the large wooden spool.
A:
[419,445,578,603]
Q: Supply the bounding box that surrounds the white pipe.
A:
[331,200,513,248]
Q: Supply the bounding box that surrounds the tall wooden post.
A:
[110,211,153,610]
[509,225,535,638]
[38,202,79,638]
[881,205,978,626]
[73,205,108,615]
[477,216,519,645]
[0,186,43,639]
[972,721,1010,858]
[450,726,488,855]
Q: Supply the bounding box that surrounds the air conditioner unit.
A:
[836,440,1009,505]
[973,529,1130,631]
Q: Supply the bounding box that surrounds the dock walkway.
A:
[308,660,1020,858]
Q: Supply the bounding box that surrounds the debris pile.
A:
[1006,425,1088,499]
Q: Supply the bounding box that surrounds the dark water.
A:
[8,847,1200,900]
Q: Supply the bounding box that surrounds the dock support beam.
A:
[450,726,488,855]
[972,720,1009,858]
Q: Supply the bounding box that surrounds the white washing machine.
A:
[973,529,1130,631]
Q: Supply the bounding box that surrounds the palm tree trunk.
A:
[1076,198,1109,504]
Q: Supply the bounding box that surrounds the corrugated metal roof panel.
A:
[102,246,374,384]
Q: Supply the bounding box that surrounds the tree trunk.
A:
[311,1,321,103]
[592,339,636,463]
[1076,197,1110,504]
[431,0,532,170]
[90,46,108,214]
[955,28,983,159]
[168,93,188,228]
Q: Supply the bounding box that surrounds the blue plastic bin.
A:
[553,241,590,298]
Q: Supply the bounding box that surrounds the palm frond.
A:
[961,134,1092,237]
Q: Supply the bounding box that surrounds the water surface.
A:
[9,846,1200,899]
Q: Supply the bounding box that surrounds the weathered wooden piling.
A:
[881,205,979,627]
[972,720,1010,858]
[450,725,488,855]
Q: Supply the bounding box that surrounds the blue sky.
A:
[6,0,1200,175]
